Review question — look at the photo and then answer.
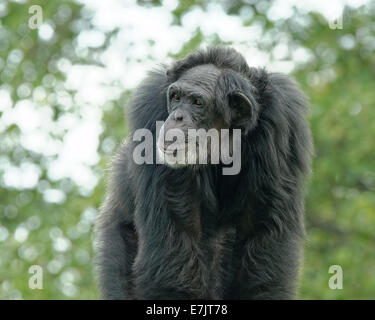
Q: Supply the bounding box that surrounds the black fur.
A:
[95,46,313,299]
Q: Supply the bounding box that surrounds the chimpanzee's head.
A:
[157,57,259,168]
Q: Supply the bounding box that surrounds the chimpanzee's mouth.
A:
[159,144,186,156]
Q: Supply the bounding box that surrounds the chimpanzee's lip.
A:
[158,144,186,154]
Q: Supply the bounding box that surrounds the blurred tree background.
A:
[0,0,374,299]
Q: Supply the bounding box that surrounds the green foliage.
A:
[296,6,375,299]
[0,0,111,299]
[0,0,374,299]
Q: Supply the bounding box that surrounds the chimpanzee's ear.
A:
[227,90,253,128]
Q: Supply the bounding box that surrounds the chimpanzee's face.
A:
[166,64,223,131]
[157,64,254,168]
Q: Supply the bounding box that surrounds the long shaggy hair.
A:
[95,46,313,300]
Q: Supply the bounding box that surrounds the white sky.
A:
[0,0,369,196]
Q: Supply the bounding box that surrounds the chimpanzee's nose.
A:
[173,110,184,122]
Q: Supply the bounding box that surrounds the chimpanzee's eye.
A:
[194,99,202,106]
[172,94,180,101]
